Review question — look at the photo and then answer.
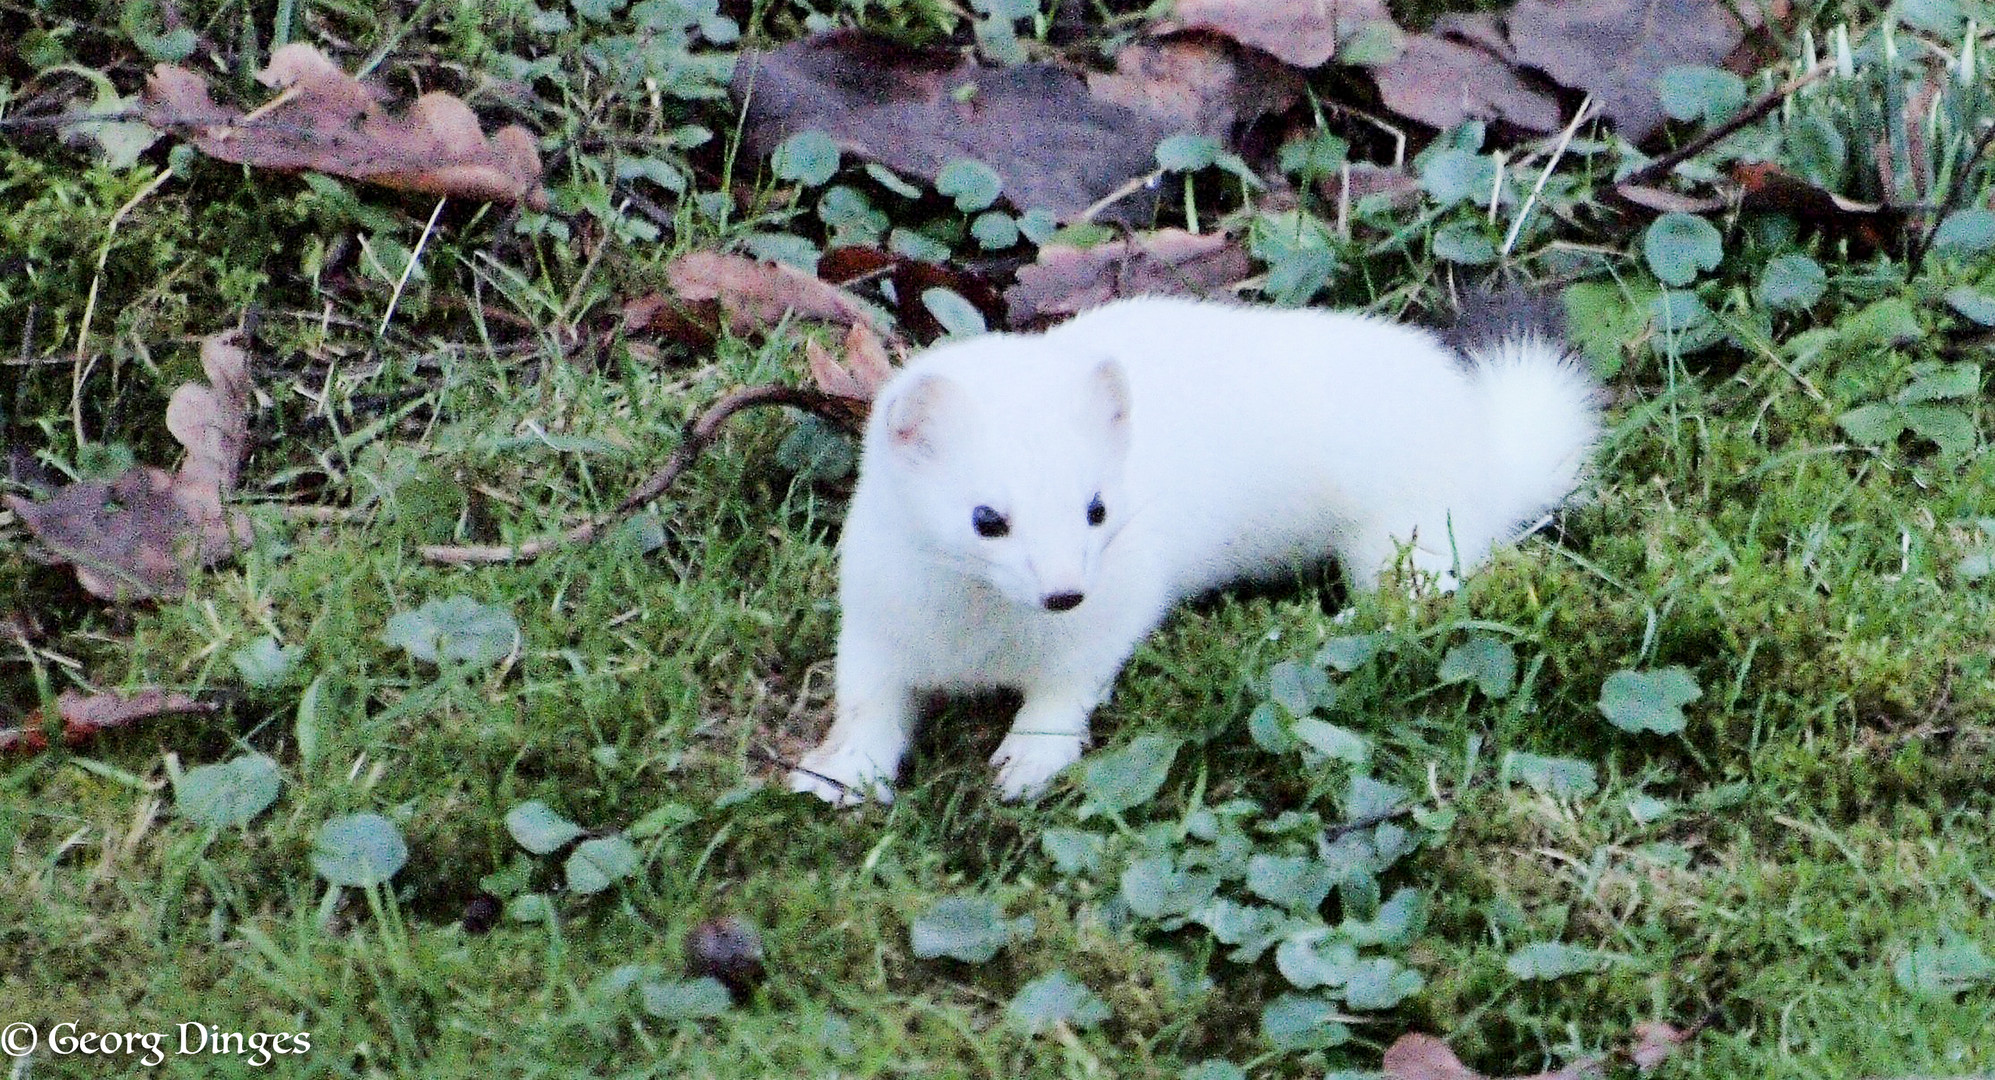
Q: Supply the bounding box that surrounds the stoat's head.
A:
[874,349,1130,614]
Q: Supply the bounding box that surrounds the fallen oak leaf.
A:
[806,322,899,402]
[1152,0,1393,69]
[1004,229,1253,325]
[0,687,215,753]
[1086,37,1300,148]
[1507,0,1763,143]
[1630,1022,1690,1072]
[141,43,548,209]
[1367,33,1562,134]
[1382,1034,1483,1080]
[734,31,1178,223]
[665,251,887,337]
[1734,160,1906,256]
[7,331,254,602]
[815,245,1005,342]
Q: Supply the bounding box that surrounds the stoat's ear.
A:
[884,372,958,463]
[1087,357,1131,446]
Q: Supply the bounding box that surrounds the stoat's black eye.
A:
[1086,495,1106,527]
[972,506,1010,538]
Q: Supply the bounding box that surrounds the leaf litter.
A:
[8,330,254,602]
[141,43,548,208]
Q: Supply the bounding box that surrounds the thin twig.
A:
[1503,97,1593,260]
[379,196,447,338]
[1618,59,1836,192]
[420,384,866,566]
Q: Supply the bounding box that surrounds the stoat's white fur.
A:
[790,296,1600,805]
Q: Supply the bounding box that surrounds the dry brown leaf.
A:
[1004,230,1253,325]
[1507,0,1761,142]
[733,31,1179,222]
[1615,183,1729,213]
[1087,38,1301,145]
[664,252,884,337]
[7,331,254,602]
[1153,0,1393,69]
[1733,161,1906,255]
[141,43,548,208]
[1368,34,1562,134]
[806,323,898,402]
[0,687,214,753]
[1630,1022,1690,1072]
[1383,1035,1485,1080]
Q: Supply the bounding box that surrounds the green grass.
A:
[5,1,1995,1077]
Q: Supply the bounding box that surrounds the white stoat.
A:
[789,296,1601,805]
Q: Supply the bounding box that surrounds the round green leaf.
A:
[641,977,733,1018]
[1260,993,1350,1051]
[1079,734,1181,815]
[1040,827,1107,876]
[176,754,281,828]
[230,636,299,689]
[864,163,924,199]
[1934,209,1995,256]
[1758,254,1826,311]
[382,595,519,668]
[818,185,887,242]
[1502,751,1598,798]
[1432,221,1496,265]
[312,813,408,887]
[1246,854,1335,912]
[971,211,1020,250]
[910,895,1016,963]
[1120,855,1219,919]
[1656,64,1746,124]
[1945,286,1995,326]
[1896,933,1995,998]
[565,835,640,894]
[1184,1063,1247,1080]
[1315,633,1385,672]
[1292,718,1369,765]
[1597,666,1702,734]
[1017,207,1059,244]
[1643,213,1724,286]
[935,158,1003,211]
[1437,633,1516,698]
[505,800,585,854]
[1006,970,1111,1035]
[1340,956,1424,1010]
[1419,149,1496,208]
[1274,934,1359,989]
[921,287,988,338]
[889,227,952,263]
[1156,133,1222,173]
[1505,941,1614,980]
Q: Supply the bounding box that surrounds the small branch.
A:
[421,384,866,566]
[1618,59,1836,192]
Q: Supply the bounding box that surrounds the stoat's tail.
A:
[1467,335,1603,531]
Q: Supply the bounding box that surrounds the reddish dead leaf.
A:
[623,291,721,350]
[1383,1034,1484,1080]
[1733,161,1906,255]
[141,43,548,209]
[0,687,214,753]
[814,245,1005,342]
[7,331,253,602]
[1630,1022,1690,1072]
[806,322,899,403]
[1004,230,1253,326]
[1381,1034,1608,1080]
[733,32,1180,222]
[664,251,885,337]
[1087,37,1301,146]
[1152,0,1393,69]
[1368,33,1562,134]
[1507,0,1762,143]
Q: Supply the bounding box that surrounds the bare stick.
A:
[421,384,865,566]
[1618,59,1836,191]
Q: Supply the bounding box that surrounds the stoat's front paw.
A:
[789,742,897,807]
[990,733,1084,802]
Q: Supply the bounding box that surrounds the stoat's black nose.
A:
[1043,592,1085,612]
